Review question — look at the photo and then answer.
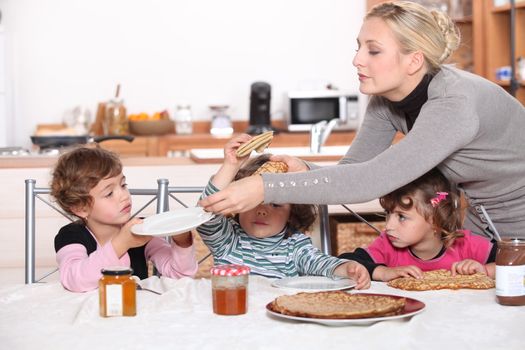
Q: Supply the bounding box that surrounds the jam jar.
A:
[210,264,250,315]
[99,267,137,317]
[495,238,525,306]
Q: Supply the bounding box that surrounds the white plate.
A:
[272,276,356,291]
[131,207,213,237]
[266,293,425,326]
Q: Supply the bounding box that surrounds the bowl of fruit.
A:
[128,111,175,135]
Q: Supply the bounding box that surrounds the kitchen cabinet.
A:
[478,1,525,104]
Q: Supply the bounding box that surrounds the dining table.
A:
[0,275,523,350]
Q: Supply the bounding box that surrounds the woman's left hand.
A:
[198,175,264,216]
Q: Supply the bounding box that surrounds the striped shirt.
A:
[197,181,345,278]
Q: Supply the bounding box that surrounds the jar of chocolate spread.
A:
[495,238,525,306]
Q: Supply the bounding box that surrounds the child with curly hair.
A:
[197,135,370,289]
[51,146,197,292]
[339,168,496,282]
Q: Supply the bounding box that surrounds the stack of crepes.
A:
[236,131,274,157]
[269,291,406,319]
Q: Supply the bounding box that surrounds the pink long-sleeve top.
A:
[54,222,198,292]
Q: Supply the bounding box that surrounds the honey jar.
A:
[210,264,250,315]
[99,267,136,317]
[495,238,525,306]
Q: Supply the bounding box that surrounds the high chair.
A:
[24,178,205,284]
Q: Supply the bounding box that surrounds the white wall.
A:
[0,0,365,147]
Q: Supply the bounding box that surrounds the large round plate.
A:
[266,293,425,326]
[131,207,213,237]
[272,276,356,291]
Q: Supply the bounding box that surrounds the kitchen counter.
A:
[0,156,195,169]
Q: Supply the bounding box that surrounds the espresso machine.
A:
[246,81,274,135]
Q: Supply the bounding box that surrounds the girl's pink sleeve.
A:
[145,237,198,278]
[364,232,393,265]
[56,242,130,292]
[464,231,493,263]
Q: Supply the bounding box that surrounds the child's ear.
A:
[71,204,90,220]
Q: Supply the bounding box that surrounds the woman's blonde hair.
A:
[367,1,460,74]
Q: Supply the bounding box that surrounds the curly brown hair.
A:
[50,146,122,219]
[234,154,318,237]
[379,168,464,247]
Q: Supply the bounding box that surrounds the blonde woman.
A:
[200,1,525,240]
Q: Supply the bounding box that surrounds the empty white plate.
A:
[271,276,356,291]
[131,207,214,237]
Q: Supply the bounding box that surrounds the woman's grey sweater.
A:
[263,66,525,238]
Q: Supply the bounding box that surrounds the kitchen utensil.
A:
[30,135,134,149]
[479,205,502,241]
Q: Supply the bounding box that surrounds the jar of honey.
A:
[495,238,525,306]
[99,266,136,317]
[210,264,250,315]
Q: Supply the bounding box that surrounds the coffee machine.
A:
[247,81,274,135]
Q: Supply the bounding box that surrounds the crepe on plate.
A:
[236,131,274,157]
[270,291,406,319]
[387,269,495,291]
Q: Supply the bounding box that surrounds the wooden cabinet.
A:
[477,1,525,104]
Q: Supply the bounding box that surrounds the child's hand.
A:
[373,265,424,282]
[451,259,487,276]
[112,218,153,258]
[335,261,371,290]
[269,154,309,173]
[171,231,193,248]
[224,134,252,164]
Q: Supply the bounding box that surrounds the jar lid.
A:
[210,264,250,276]
[101,266,134,276]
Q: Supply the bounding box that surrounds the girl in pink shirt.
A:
[51,146,198,292]
[339,168,496,282]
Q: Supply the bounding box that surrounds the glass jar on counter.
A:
[495,238,525,306]
[104,98,128,135]
[210,264,250,315]
[99,266,136,317]
[174,104,193,134]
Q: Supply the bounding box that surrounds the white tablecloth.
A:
[0,276,523,350]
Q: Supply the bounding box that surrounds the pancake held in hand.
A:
[270,291,406,319]
[387,269,495,291]
[253,161,288,176]
[236,131,274,157]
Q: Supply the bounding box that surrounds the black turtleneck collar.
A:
[391,74,433,131]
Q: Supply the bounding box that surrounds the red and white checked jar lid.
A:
[210,264,250,276]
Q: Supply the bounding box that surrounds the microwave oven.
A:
[285,90,360,132]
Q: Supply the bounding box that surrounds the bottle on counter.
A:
[99,266,136,317]
[495,238,525,306]
[174,104,193,134]
[210,264,250,315]
[103,84,128,135]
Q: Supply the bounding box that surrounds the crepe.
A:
[253,161,288,176]
[236,131,274,157]
[387,269,495,291]
[270,291,406,319]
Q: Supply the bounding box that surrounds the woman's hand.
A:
[199,175,264,216]
[373,265,423,282]
[270,154,309,173]
[451,259,487,276]
[334,261,371,290]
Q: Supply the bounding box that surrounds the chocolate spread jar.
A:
[495,238,525,306]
